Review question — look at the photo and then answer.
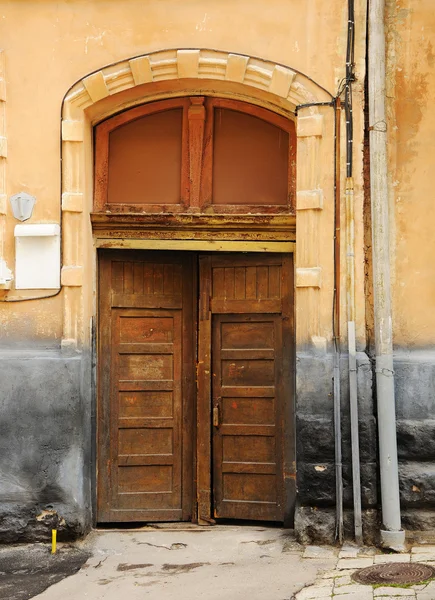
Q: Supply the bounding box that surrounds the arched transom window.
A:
[94,97,295,214]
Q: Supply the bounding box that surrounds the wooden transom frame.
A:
[91,212,296,250]
[94,96,296,215]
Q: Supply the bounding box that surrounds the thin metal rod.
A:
[346,177,363,544]
[333,98,343,544]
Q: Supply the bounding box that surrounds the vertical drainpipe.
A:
[368,0,405,550]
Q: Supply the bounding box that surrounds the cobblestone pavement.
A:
[296,544,435,600]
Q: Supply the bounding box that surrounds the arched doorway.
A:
[95,96,296,524]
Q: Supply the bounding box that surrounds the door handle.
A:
[213,405,219,427]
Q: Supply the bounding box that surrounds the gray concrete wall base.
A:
[0,347,92,542]
[394,351,435,420]
[294,505,380,546]
[394,351,435,523]
[402,509,435,531]
[295,350,376,543]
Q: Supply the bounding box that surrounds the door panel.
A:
[97,251,194,522]
[209,254,294,523]
[212,314,284,521]
[98,250,294,525]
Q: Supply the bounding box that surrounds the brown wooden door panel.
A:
[212,314,284,521]
[97,251,194,523]
[208,253,294,524]
[99,250,294,525]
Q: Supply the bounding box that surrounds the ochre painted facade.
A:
[0,0,433,543]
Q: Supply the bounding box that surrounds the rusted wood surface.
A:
[188,97,205,208]
[90,213,296,245]
[97,250,194,522]
[209,253,295,522]
[98,250,295,525]
[197,255,212,523]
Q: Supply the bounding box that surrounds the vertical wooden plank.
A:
[163,264,174,296]
[188,97,205,209]
[153,264,164,295]
[273,313,284,521]
[172,310,183,508]
[268,265,281,299]
[245,266,257,299]
[181,253,195,520]
[110,309,121,509]
[97,252,113,520]
[199,98,214,208]
[197,255,212,523]
[224,267,235,299]
[281,253,296,525]
[180,98,190,207]
[212,267,225,299]
[173,263,183,295]
[111,261,124,294]
[256,266,269,299]
[212,314,223,517]
[143,263,153,295]
[234,267,246,299]
[133,262,143,294]
[123,262,134,294]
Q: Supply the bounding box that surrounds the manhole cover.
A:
[352,562,435,586]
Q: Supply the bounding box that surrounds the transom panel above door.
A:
[94,97,296,215]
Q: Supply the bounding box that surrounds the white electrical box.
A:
[14,224,60,289]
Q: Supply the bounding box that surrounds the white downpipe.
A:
[368,0,405,550]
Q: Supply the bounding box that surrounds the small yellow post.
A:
[51,529,57,554]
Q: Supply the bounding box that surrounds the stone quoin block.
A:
[296,267,322,288]
[83,71,109,103]
[61,266,83,287]
[269,65,296,98]
[129,56,153,85]
[177,49,200,78]
[297,114,323,138]
[61,193,84,213]
[61,120,84,142]
[225,54,249,83]
[296,189,324,210]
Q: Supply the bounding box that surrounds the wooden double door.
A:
[97,250,295,524]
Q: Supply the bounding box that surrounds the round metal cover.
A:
[352,562,435,586]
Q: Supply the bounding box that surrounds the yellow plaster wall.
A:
[0,0,368,346]
[386,0,435,348]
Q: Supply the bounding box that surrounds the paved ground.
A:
[24,526,334,600]
[295,544,435,600]
[2,526,435,599]
[0,543,90,600]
